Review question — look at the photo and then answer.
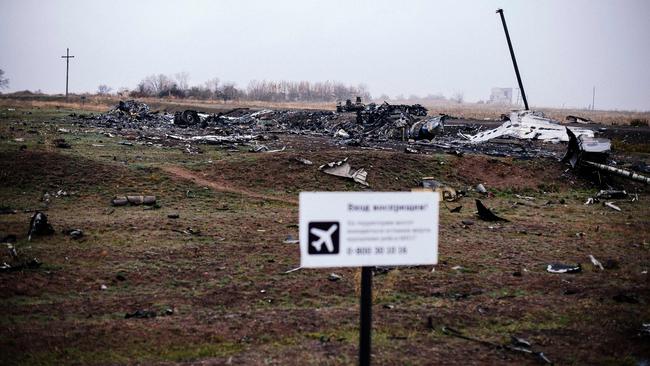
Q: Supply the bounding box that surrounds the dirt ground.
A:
[0,105,649,365]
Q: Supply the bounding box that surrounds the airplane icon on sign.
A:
[309,224,338,253]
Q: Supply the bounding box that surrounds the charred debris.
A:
[88,98,439,142]
[66,97,650,188]
[72,98,548,154]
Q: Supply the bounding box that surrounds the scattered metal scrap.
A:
[249,144,286,153]
[562,127,650,184]
[283,266,302,274]
[107,100,164,123]
[112,195,157,206]
[166,133,260,145]
[28,211,54,241]
[295,157,313,165]
[475,199,509,222]
[0,207,17,215]
[125,309,158,319]
[64,228,84,240]
[336,97,365,113]
[415,178,458,201]
[589,255,604,270]
[582,161,650,184]
[360,102,430,140]
[546,263,581,274]
[566,115,592,123]
[603,201,621,212]
[466,110,595,143]
[408,115,447,141]
[0,258,42,273]
[562,127,610,168]
[53,138,71,148]
[2,231,43,273]
[441,326,551,364]
[475,184,488,195]
[639,323,650,338]
[283,235,299,244]
[319,158,369,186]
[595,190,627,199]
[174,110,204,128]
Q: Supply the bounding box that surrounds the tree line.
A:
[121,73,371,102]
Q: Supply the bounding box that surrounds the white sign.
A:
[299,192,439,268]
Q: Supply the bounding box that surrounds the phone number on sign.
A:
[346,246,408,255]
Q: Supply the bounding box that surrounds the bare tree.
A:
[204,77,220,98]
[139,74,177,97]
[451,91,464,104]
[186,86,212,99]
[97,84,112,95]
[117,87,130,96]
[0,69,9,90]
[220,82,239,102]
[174,72,190,91]
[153,74,175,96]
[356,83,371,101]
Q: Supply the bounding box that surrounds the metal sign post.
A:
[359,266,372,366]
[299,192,439,365]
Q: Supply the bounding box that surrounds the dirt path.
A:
[162,165,298,205]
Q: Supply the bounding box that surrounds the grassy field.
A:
[0,104,649,365]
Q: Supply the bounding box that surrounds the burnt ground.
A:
[0,106,649,365]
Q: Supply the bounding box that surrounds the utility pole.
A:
[496,9,529,110]
[61,48,75,99]
[592,86,595,111]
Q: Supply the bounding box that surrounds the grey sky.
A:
[1,0,648,110]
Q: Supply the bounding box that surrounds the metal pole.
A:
[359,266,373,366]
[496,9,529,110]
[592,86,595,111]
[65,48,69,99]
[61,48,74,100]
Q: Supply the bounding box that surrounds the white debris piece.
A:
[604,202,621,211]
[589,255,604,270]
[295,157,313,165]
[166,134,258,144]
[249,109,274,119]
[334,129,350,138]
[319,157,369,186]
[466,110,595,143]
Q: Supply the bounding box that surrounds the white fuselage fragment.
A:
[467,110,595,143]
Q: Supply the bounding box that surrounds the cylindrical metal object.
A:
[583,161,650,184]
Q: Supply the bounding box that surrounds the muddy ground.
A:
[0,105,649,365]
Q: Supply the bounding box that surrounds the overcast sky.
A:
[1,0,648,110]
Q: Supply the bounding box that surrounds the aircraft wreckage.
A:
[464,110,594,143]
[70,97,649,187]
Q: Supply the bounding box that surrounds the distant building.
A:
[488,87,513,104]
